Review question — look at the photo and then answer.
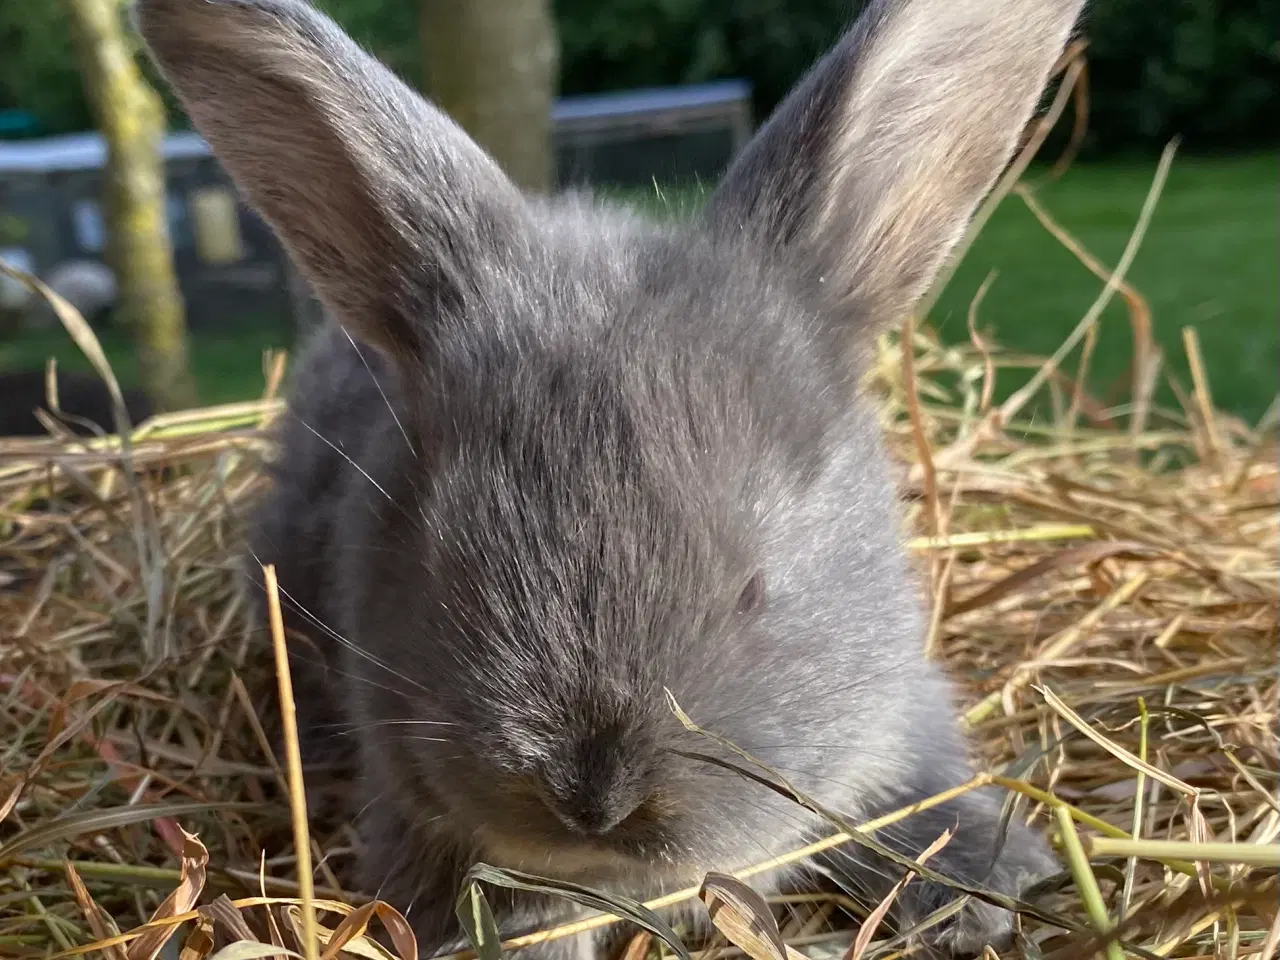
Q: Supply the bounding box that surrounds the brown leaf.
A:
[699,873,794,960]
[372,900,418,960]
[65,860,129,960]
[320,900,379,960]
[618,931,653,960]
[179,914,217,960]
[206,945,305,960]
[286,900,415,960]
[845,828,953,960]
[205,895,259,944]
[126,828,211,960]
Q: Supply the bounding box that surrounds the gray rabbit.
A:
[135,0,1085,955]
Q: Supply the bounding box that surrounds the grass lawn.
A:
[1,320,290,407]
[2,151,1275,421]
[930,152,1277,424]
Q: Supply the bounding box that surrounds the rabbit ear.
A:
[133,0,527,363]
[703,0,1085,334]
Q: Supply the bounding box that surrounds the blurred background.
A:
[0,0,1276,427]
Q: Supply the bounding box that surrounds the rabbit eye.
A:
[736,571,766,614]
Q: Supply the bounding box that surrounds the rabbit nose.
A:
[565,802,625,836]
[540,718,655,836]
[547,784,641,837]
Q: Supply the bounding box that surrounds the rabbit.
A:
[135,0,1086,955]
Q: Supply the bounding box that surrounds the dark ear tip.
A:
[129,0,190,48]
[132,0,329,52]
[128,0,250,58]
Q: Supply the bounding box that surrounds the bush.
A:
[551,0,1280,154]
[554,0,846,119]
[1079,0,1280,150]
[1,0,1277,155]
[0,3,92,135]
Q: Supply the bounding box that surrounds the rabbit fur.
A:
[134,0,1086,955]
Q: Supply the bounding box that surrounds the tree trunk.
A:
[419,0,560,194]
[62,0,196,412]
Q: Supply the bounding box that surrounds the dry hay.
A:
[0,158,1277,960]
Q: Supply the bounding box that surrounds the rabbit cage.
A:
[0,131,292,334]
[552,79,753,189]
[0,80,753,337]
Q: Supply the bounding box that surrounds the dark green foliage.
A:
[553,0,849,119]
[1080,0,1280,151]
[1,0,1277,152]
[0,3,93,135]
[552,0,1280,154]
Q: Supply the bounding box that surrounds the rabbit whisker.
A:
[343,327,416,454]
[247,558,430,694]
[325,718,457,730]
[289,412,429,528]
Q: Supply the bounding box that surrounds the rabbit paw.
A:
[919,827,1058,956]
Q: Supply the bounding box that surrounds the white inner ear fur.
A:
[813,0,1081,316]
